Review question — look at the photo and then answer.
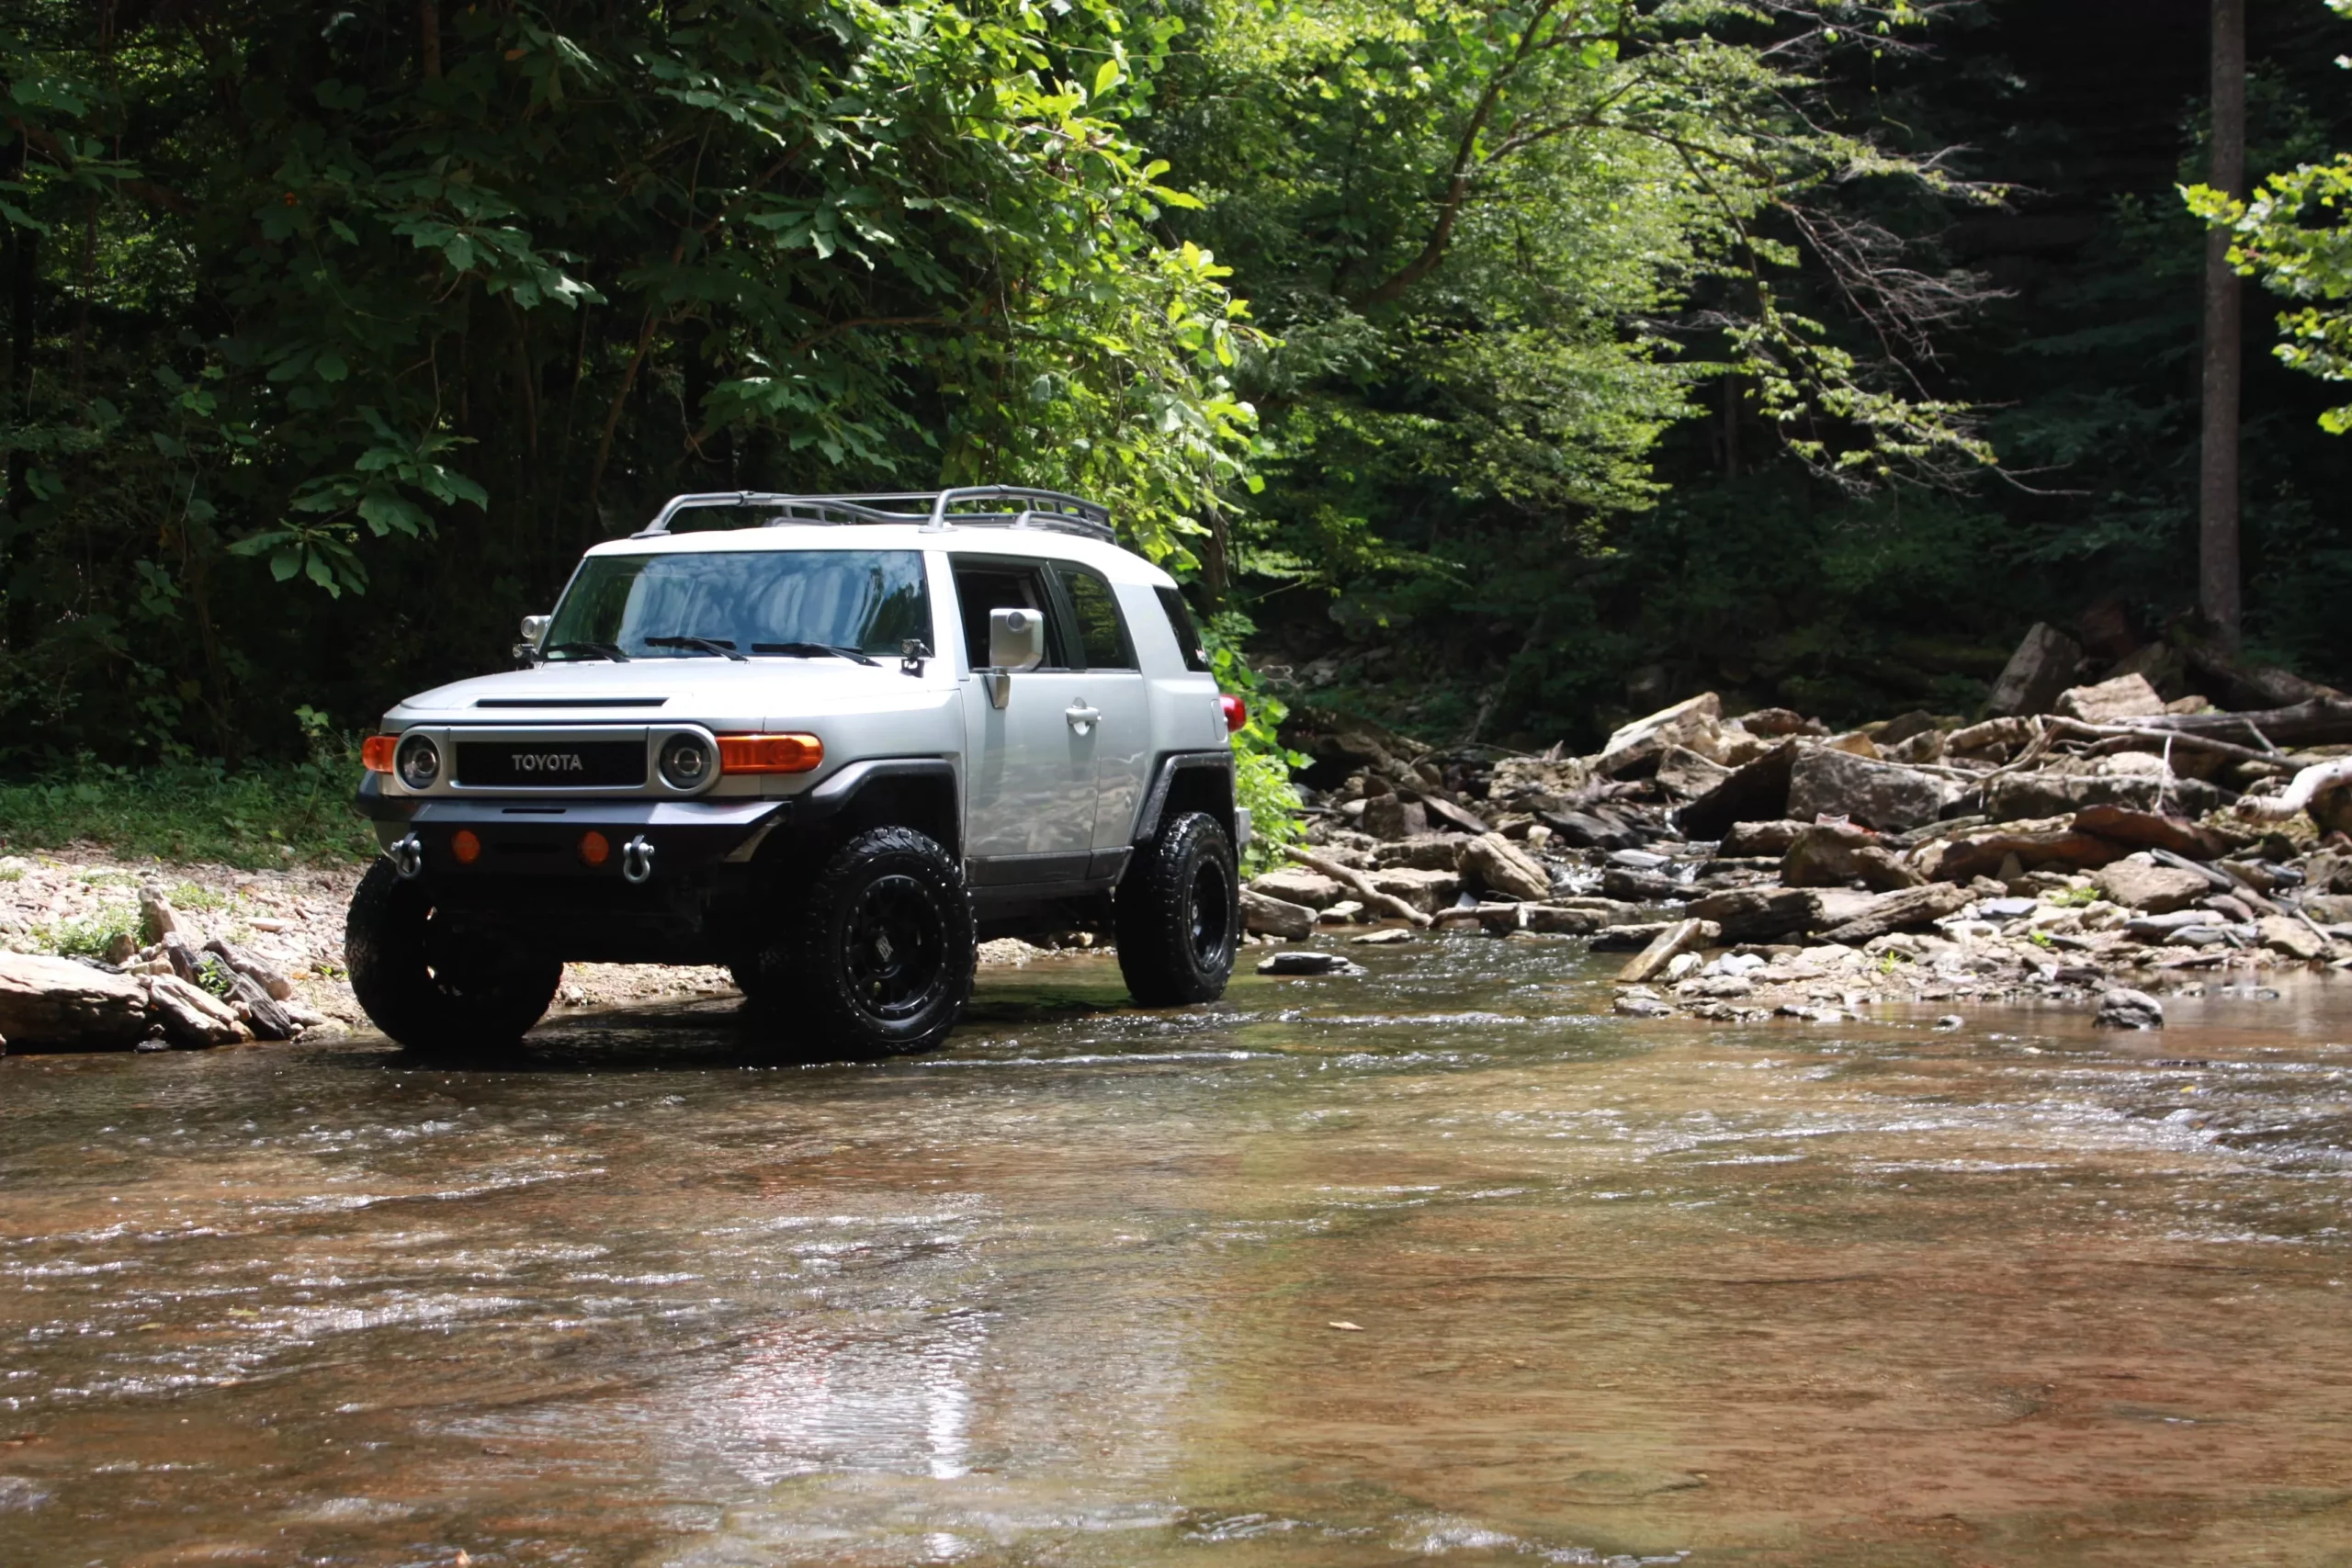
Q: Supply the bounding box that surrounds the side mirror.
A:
[984,607,1046,709]
[520,614,551,646]
[988,607,1046,672]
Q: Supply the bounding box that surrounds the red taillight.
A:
[1219,694,1248,734]
[362,734,398,772]
[717,733,824,774]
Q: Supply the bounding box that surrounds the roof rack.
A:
[632,487,1116,544]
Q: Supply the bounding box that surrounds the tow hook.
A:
[390,833,424,880]
[621,834,656,886]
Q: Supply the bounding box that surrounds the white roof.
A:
[581,524,1177,588]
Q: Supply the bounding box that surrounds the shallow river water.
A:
[6,942,2352,1567]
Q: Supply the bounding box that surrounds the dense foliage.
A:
[2191,0,2352,436]
[1209,0,2352,745]
[6,0,2352,810]
[1,0,1253,764]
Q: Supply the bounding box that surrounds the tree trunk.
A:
[5,218,37,657]
[2199,0,2245,651]
[418,0,443,80]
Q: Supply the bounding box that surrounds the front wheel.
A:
[1115,811,1238,1006]
[345,860,561,1054]
[744,827,975,1058]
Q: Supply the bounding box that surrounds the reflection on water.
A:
[5,940,2352,1566]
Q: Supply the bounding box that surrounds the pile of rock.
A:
[1257,656,2352,1021]
[0,880,340,1052]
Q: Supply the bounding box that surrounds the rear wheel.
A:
[345,860,561,1055]
[743,827,974,1057]
[1115,811,1238,1006]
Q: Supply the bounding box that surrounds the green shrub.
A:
[0,728,374,869]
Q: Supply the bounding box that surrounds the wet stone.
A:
[1256,950,1366,976]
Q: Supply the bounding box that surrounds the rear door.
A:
[1053,562,1150,859]
[952,557,1099,877]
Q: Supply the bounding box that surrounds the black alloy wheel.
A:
[1114,810,1239,1006]
[747,826,974,1057]
[345,859,562,1055]
[844,871,949,1021]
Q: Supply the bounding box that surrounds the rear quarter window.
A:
[1154,586,1211,673]
[1058,566,1136,671]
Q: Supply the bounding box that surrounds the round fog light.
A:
[396,733,441,790]
[451,829,481,865]
[579,830,610,867]
[660,735,713,789]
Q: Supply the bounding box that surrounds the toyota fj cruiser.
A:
[347,488,1249,1057]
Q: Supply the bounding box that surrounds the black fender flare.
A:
[1129,750,1236,847]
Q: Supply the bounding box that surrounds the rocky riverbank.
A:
[1253,663,2352,1029]
[0,847,1100,1054]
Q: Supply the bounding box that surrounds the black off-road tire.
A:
[345,859,562,1054]
[744,827,974,1058]
[1114,811,1238,1007]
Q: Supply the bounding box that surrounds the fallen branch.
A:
[2236,756,2352,822]
[2128,695,2352,748]
[2046,717,2279,767]
[1285,847,1435,928]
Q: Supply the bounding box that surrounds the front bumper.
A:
[356,771,791,880]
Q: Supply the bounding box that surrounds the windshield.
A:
[543,550,930,660]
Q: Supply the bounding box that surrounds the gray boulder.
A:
[2054,672,2167,725]
[1239,889,1317,941]
[1786,747,1955,833]
[1987,622,2084,716]
[1686,886,1822,942]
[1249,868,1343,909]
[0,953,153,1052]
[1461,833,1552,901]
[1814,884,1973,944]
[2090,861,2212,915]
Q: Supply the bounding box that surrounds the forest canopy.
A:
[3,0,2349,772]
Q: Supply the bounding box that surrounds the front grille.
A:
[454,739,646,788]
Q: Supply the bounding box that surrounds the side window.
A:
[1155,586,1211,673]
[1058,566,1136,671]
[950,560,1066,670]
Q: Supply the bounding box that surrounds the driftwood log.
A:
[2239,756,2352,823]
[2129,696,2352,748]
[1284,847,1435,928]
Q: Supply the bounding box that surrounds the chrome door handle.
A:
[1065,703,1102,735]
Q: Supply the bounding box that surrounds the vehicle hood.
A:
[385,658,947,731]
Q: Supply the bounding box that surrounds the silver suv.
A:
[347,488,1250,1057]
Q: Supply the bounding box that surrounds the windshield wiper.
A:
[751,641,879,667]
[644,635,748,662]
[544,641,629,662]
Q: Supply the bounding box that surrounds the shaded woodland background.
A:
[3,0,2348,777]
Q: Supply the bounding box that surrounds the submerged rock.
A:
[2094,987,2165,1031]
[1257,950,1366,977]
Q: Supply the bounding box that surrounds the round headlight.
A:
[659,734,713,790]
[395,733,441,791]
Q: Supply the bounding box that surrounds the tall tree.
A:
[2200,0,2247,649]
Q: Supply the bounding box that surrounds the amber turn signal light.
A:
[1220,694,1248,734]
[362,734,398,772]
[717,733,823,774]
[578,830,610,867]
[450,829,481,865]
